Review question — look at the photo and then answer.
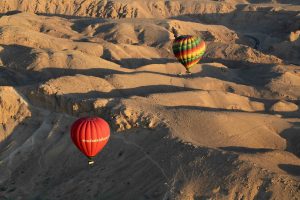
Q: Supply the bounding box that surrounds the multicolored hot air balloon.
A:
[70,117,110,165]
[172,35,206,74]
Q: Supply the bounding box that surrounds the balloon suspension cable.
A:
[88,157,95,166]
[171,27,179,39]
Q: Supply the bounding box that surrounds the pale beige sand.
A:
[0,1,300,199]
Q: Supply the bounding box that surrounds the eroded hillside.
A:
[0,1,300,199]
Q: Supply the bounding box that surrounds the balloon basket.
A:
[185,69,192,75]
[88,157,95,165]
[88,160,94,165]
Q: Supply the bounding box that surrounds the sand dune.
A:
[0,1,300,200]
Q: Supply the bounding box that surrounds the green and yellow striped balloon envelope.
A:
[172,35,206,73]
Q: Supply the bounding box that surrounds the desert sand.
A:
[0,0,300,199]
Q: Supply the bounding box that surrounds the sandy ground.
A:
[0,0,300,199]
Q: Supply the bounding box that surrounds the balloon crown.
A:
[175,35,194,40]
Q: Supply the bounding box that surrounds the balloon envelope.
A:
[70,117,110,158]
[172,35,206,72]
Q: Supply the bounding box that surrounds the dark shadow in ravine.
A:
[0,10,23,17]
[219,146,274,154]
[280,122,300,158]
[278,164,300,176]
[116,58,176,69]
[53,85,199,101]
[0,45,35,70]
[271,109,300,119]
[0,67,30,86]
[36,12,105,20]
[163,105,268,115]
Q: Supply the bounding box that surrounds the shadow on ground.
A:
[278,164,300,176]
[280,122,300,158]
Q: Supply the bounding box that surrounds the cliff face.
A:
[0,87,31,142]
[0,0,236,18]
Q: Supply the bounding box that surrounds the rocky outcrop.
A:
[0,0,235,18]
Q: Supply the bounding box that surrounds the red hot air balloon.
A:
[70,117,110,165]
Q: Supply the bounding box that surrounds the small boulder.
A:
[270,100,298,112]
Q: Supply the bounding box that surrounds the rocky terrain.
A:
[0,0,299,199]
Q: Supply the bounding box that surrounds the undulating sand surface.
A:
[0,0,300,199]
